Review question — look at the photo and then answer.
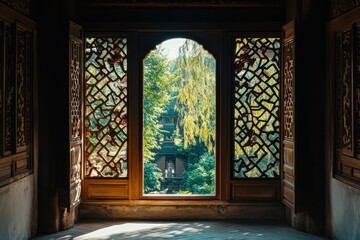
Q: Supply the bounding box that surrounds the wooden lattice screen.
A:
[233,37,280,178]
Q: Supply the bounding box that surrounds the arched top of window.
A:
[144,38,215,64]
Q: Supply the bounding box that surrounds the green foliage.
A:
[143,46,177,191]
[143,39,216,194]
[182,151,215,194]
[143,161,163,193]
[174,40,216,153]
[143,47,174,162]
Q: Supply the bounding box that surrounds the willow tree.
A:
[174,40,216,153]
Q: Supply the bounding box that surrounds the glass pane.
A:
[143,38,216,195]
[84,37,128,178]
[233,37,280,178]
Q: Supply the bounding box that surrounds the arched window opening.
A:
[143,38,216,196]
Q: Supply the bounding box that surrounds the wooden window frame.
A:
[229,32,281,202]
[82,22,282,205]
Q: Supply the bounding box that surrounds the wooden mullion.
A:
[129,31,140,200]
[219,31,230,201]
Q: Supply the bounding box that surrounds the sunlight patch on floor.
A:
[74,223,173,240]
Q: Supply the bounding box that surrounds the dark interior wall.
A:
[0,0,31,17]
[325,3,360,240]
[0,1,38,238]
[330,0,360,18]
[297,0,326,232]
[77,1,284,29]
[283,0,327,234]
[34,0,78,233]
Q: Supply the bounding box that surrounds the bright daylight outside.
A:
[143,38,216,195]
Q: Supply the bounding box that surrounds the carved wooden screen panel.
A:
[281,21,296,209]
[16,23,32,154]
[341,28,354,156]
[4,20,15,156]
[84,37,128,178]
[233,37,280,178]
[334,21,360,184]
[61,22,83,210]
[0,7,35,187]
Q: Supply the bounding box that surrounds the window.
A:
[143,38,216,196]
[82,32,281,203]
[232,37,280,178]
[84,37,128,178]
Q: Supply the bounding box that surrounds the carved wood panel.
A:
[70,39,82,141]
[333,19,360,184]
[69,36,82,209]
[341,29,354,156]
[4,20,15,156]
[16,24,31,152]
[60,22,83,210]
[281,20,296,210]
[331,0,360,18]
[283,39,294,141]
[0,0,31,17]
[0,7,35,187]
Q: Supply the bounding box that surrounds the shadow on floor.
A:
[32,219,330,240]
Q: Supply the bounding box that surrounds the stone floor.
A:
[32,220,330,240]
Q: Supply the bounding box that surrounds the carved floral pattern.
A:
[4,22,14,153]
[16,28,26,148]
[342,29,352,152]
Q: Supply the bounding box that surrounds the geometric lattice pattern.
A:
[283,40,294,141]
[233,38,280,178]
[84,38,128,178]
[70,39,82,141]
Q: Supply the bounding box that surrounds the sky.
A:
[159,38,186,60]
